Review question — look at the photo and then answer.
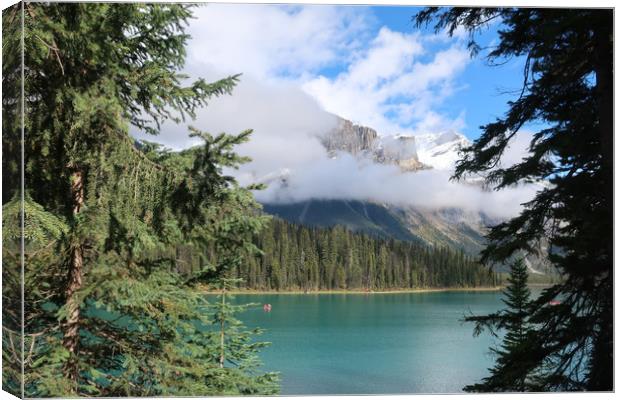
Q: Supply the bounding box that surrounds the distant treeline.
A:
[232,218,498,290]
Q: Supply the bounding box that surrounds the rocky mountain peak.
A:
[320,117,379,156]
[319,117,427,172]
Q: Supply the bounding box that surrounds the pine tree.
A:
[464,260,536,392]
[2,5,26,396]
[376,245,389,289]
[346,246,362,288]
[366,245,377,290]
[415,8,613,390]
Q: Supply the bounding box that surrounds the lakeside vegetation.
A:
[234,218,499,291]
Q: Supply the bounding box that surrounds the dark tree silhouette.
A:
[464,259,536,392]
[415,8,613,391]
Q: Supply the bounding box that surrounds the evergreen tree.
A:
[236,218,497,291]
[2,5,25,396]
[2,3,277,396]
[208,279,278,394]
[464,260,536,392]
[366,246,377,290]
[346,246,362,288]
[415,8,613,390]
[376,245,389,289]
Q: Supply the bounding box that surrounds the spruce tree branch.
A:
[33,34,64,75]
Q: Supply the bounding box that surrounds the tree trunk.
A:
[589,11,613,391]
[62,168,84,384]
[219,287,225,368]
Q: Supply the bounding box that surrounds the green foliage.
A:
[415,8,612,391]
[464,260,538,392]
[2,4,23,208]
[2,2,277,397]
[9,131,277,397]
[3,193,68,247]
[3,6,27,394]
[207,279,279,394]
[235,218,498,291]
[2,193,72,397]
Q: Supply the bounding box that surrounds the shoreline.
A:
[204,286,507,295]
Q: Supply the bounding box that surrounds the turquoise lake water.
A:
[234,291,506,395]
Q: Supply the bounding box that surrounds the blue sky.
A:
[150,4,528,146]
[318,5,527,141]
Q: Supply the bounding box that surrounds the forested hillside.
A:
[233,219,498,291]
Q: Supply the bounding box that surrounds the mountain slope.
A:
[262,200,420,243]
[261,117,489,251]
[263,200,490,255]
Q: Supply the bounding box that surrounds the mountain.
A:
[262,199,420,243]
[263,200,490,255]
[319,117,473,172]
[415,131,471,170]
[262,117,488,251]
[319,117,428,171]
[259,117,552,275]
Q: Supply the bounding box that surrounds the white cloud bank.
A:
[253,153,539,220]
[130,4,537,220]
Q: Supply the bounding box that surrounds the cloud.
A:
[185,4,371,81]
[302,27,471,136]
[132,4,369,150]
[129,4,537,221]
[253,153,538,220]
[135,5,471,148]
[500,131,535,168]
[133,68,338,171]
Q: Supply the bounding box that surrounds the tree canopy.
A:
[415,7,613,391]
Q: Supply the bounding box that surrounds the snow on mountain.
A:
[317,116,472,172]
[413,130,471,171]
[259,119,478,194]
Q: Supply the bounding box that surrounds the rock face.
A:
[376,135,427,172]
[320,117,427,171]
[320,117,379,156]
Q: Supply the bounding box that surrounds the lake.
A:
[234,291,506,395]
